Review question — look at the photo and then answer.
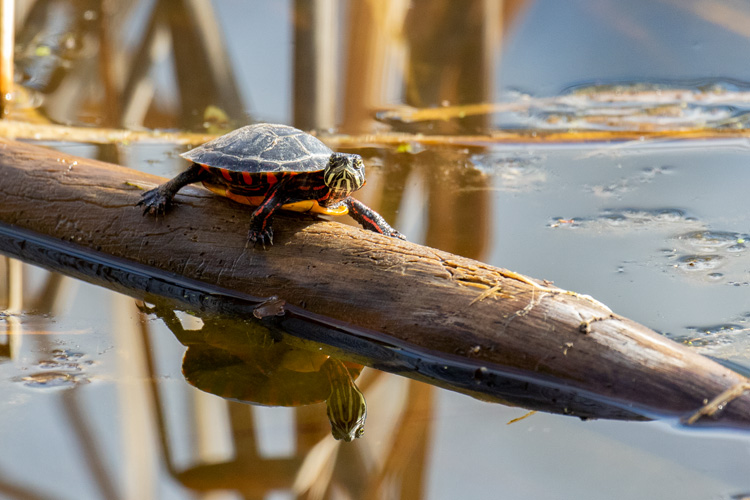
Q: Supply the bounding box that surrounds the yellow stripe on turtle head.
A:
[323,153,366,195]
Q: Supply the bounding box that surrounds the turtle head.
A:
[323,153,366,198]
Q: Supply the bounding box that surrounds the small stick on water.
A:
[685,383,750,425]
[507,410,537,425]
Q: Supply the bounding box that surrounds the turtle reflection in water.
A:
[139,303,367,441]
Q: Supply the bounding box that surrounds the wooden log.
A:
[1,136,749,427]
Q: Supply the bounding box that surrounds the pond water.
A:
[3,1,750,499]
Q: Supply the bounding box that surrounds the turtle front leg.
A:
[344,198,406,240]
[247,186,288,248]
[138,163,207,215]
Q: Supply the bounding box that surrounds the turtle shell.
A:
[181,123,334,173]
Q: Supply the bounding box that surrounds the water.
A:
[3,1,750,499]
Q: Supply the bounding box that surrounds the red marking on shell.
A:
[221,169,233,182]
[265,172,278,185]
[242,171,254,185]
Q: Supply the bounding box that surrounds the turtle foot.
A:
[138,188,172,216]
[247,226,274,249]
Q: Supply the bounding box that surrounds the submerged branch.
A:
[1,137,750,427]
[0,119,215,145]
[1,118,750,152]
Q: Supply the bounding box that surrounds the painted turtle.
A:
[138,123,405,246]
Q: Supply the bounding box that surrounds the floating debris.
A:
[547,217,582,229]
[469,152,547,191]
[668,230,750,283]
[11,349,93,389]
[507,410,537,425]
[547,207,750,285]
[16,371,88,389]
[548,208,697,231]
[674,231,748,253]
[36,360,83,372]
[673,315,750,352]
[587,165,673,198]
[50,348,85,362]
[672,255,724,272]
[374,80,750,133]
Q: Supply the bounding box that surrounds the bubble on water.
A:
[673,254,724,272]
[675,323,749,348]
[587,166,673,198]
[675,231,748,252]
[600,212,628,226]
[469,152,547,191]
[668,229,750,283]
[630,208,690,224]
[33,349,88,372]
[37,360,84,372]
[550,208,697,232]
[50,349,85,361]
[689,324,747,335]
[651,209,686,223]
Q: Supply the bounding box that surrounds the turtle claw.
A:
[247,226,274,249]
[389,229,406,241]
[138,188,172,216]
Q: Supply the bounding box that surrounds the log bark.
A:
[1,136,750,427]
